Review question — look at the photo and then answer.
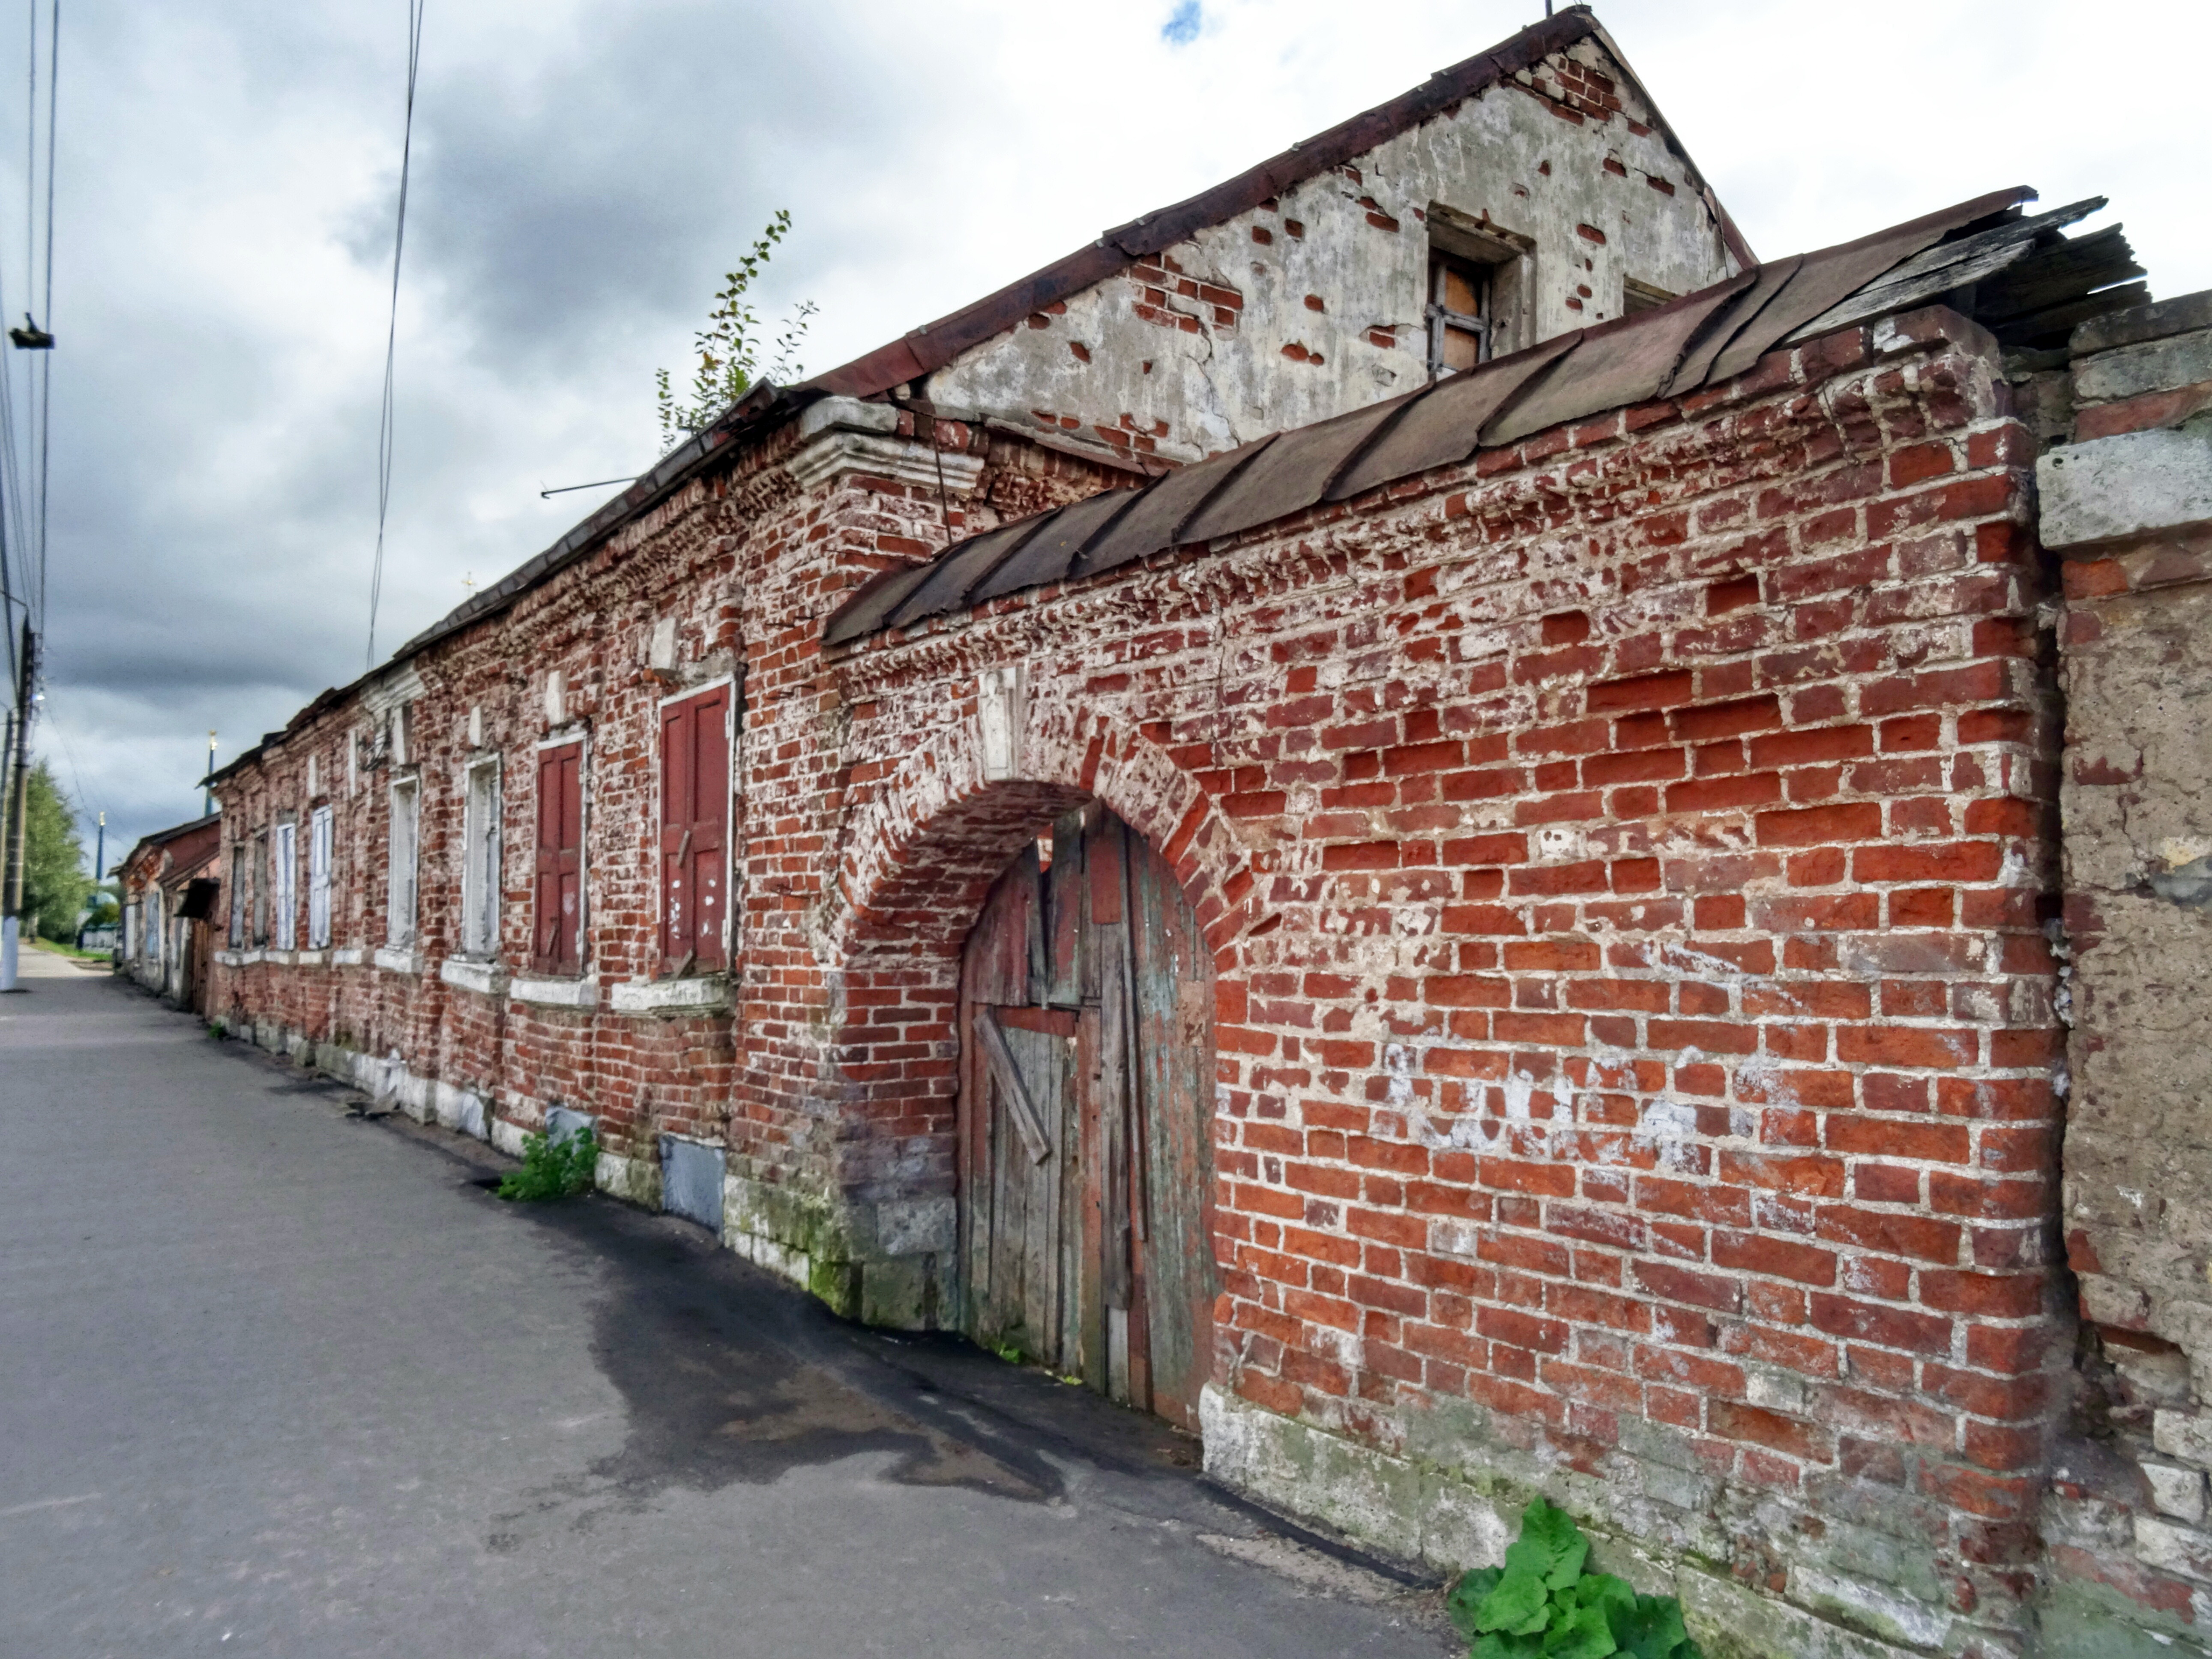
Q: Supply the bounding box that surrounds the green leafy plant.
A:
[1445,1498,1702,1659]
[497,1125,598,1202]
[655,209,817,449]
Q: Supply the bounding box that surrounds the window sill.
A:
[292,949,329,967]
[263,949,301,966]
[331,947,368,967]
[511,974,598,1009]
[215,949,259,967]
[374,946,422,975]
[610,974,730,1016]
[439,958,509,997]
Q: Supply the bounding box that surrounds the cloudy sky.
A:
[11,0,2206,868]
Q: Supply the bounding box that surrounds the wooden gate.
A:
[958,805,1217,1430]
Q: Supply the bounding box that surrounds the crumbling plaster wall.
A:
[2041,289,2212,1653]
[926,38,1737,463]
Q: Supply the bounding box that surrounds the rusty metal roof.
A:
[826,186,2135,647]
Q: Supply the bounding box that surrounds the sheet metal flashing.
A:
[824,184,2127,650]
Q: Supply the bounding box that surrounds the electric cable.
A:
[363,0,425,671]
[34,0,54,632]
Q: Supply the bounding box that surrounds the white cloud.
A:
[17,0,2206,860]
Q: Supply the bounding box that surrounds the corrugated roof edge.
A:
[801,6,1742,401]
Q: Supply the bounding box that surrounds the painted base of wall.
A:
[1198,1385,1925,1659]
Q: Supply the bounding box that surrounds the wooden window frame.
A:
[227,845,246,947]
[307,805,333,951]
[656,679,733,976]
[531,736,587,977]
[271,820,297,952]
[1424,204,1535,377]
[1427,252,1493,377]
[386,778,419,949]
[458,757,503,960]
[1622,276,1676,317]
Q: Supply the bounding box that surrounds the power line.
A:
[34,0,54,633]
[364,0,425,671]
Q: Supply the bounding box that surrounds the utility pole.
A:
[93,809,103,888]
[1,617,36,991]
[204,731,216,817]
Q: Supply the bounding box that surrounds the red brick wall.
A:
[208,313,2066,1649]
[824,314,2064,1650]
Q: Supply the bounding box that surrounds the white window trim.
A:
[307,805,334,951]
[227,844,246,947]
[387,777,420,949]
[459,755,503,961]
[272,821,298,952]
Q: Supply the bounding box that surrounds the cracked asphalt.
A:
[0,949,1452,1657]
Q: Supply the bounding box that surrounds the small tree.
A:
[18,761,90,940]
[655,210,817,449]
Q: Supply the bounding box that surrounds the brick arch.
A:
[831,692,1257,967]
[817,692,1260,1211]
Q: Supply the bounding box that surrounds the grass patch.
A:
[497,1126,598,1202]
[30,937,111,960]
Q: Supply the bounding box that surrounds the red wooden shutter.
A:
[659,686,730,971]
[533,742,583,974]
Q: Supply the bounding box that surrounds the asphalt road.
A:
[0,948,1449,1658]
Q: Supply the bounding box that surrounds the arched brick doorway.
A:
[958,802,1217,1430]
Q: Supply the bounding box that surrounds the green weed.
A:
[497,1126,598,1202]
[1446,1498,1702,1659]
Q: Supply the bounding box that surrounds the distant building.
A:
[116,814,220,1012]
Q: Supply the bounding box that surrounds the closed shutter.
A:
[272,824,297,951]
[658,686,730,971]
[533,742,584,974]
[308,808,332,949]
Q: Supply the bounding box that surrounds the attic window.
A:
[1428,255,1491,375]
[1425,203,1535,375]
[1622,277,1675,317]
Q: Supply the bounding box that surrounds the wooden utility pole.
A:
[0,618,34,990]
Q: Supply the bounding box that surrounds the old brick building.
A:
[188,10,2212,1655]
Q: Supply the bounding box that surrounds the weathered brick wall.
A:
[2040,289,2212,1651]
[204,299,2092,1651]
[204,413,1120,1220]
[828,312,2065,1655]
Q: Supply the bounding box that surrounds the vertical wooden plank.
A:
[1059,1015,1084,1371]
[1043,809,1084,1008]
[1130,828,1220,1431]
[1075,1005,1105,1392]
[1007,1021,1063,1368]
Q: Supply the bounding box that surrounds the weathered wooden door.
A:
[958,805,1217,1430]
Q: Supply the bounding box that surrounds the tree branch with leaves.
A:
[656,210,818,449]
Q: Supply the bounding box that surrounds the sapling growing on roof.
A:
[656,210,818,449]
